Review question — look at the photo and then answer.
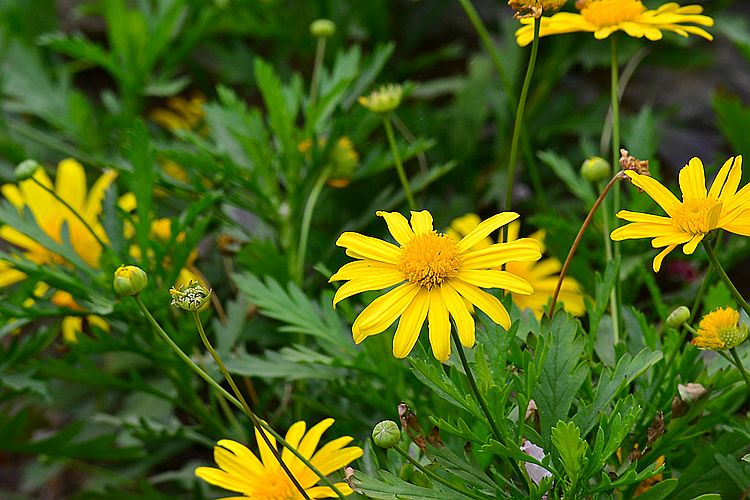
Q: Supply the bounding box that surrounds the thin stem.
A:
[295,165,331,284]
[451,330,502,442]
[600,181,621,344]
[609,36,623,343]
[392,445,484,500]
[191,312,313,500]
[549,172,624,316]
[383,115,416,210]
[31,176,108,252]
[729,348,750,394]
[702,240,750,316]
[131,295,345,499]
[504,16,540,218]
[455,0,512,97]
[391,113,428,174]
[309,36,327,105]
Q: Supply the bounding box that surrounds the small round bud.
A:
[310,19,336,38]
[170,280,212,311]
[358,84,403,114]
[666,306,690,329]
[372,420,401,448]
[581,156,610,183]
[113,265,148,296]
[15,160,41,182]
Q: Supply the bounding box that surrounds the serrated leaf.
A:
[409,356,483,420]
[552,420,587,488]
[350,469,477,500]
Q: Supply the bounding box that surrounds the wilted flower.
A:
[170,280,212,311]
[508,0,566,19]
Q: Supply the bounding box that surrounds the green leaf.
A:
[632,479,679,500]
[223,346,340,381]
[552,420,587,488]
[425,444,497,495]
[533,314,588,448]
[409,356,483,420]
[350,469,477,500]
[713,92,750,159]
[538,150,596,206]
[574,349,663,435]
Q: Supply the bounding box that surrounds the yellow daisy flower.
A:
[330,210,541,362]
[610,156,750,272]
[195,418,362,499]
[448,215,585,319]
[149,92,206,132]
[516,0,713,47]
[691,307,748,350]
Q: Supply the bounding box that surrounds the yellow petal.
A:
[83,170,118,220]
[409,210,433,235]
[377,211,414,246]
[194,467,252,493]
[254,425,278,470]
[457,212,518,253]
[652,244,677,272]
[440,283,475,348]
[216,439,264,473]
[336,232,400,264]
[55,159,87,211]
[616,210,672,225]
[214,446,262,482]
[279,421,307,465]
[332,272,405,307]
[682,234,704,255]
[61,316,82,342]
[307,484,354,498]
[461,238,541,270]
[708,156,741,201]
[456,269,533,295]
[392,288,429,358]
[624,170,680,217]
[678,157,707,200]
[297,418,334,462]
[352,283,420,342]
[611,222,680,241]
[427,288,451,362]
[450,279,511,330]
[329,260,398,282]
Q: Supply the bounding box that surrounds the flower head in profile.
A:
[448,215,584,318]
[195,418,362,499]
[331,210,541,362]
[611,156,750,272]
[358,84,403,114]
[516,0,713,46]
[691,307,747,350]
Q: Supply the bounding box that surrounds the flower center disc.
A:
[251,471,302,500]
[581,0,645,26]
[672,198,721,235]
[398,232,461,289]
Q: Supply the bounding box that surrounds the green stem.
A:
[504,16,540,217]
[383,115,416,210]
[609,36,622,344]
[702,240,750,316]
[455,0,512,97]
[451,330,502,442]
[295,165,331,284]
[392,445,484,500]
[309,36,327,105]
[31,176,109,252]
[191,312,312,500]
[131,295,345,499]
[729,348,750,394]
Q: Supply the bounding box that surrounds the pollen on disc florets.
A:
[672,198,721,235]
[580,0,645,26]
[693,307,748,350]
[398,231,461,289]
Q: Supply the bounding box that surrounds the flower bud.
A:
[581,156,610,182]
[169,280,211,311]
[15,160,41,182]
[113,265,148,296]
[666,306,690,329]
[310,19,336,38]
[372,420,401,448]
[358,84,403,114]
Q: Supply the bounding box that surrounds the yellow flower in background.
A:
[196,418,362,499]
[691,307,747,350]
[149,92,206,132]
[448,215,585,318]
[0,159,116,340]
[331,210,541,362]
[358,84,403,114]
[611,156,750,272]
[516,0,713,46]
[299,136,360,188]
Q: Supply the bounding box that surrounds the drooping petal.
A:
[624,170,680,217]
[457,212,518,253]
[352,283,420,342]
[427,288,451,362]
[377,211,415,246]
[194,467,251,494]
[652,244,677,272]
[332,272,405,307]
[440,283,475,347]
[682,234,704,255]
[392,288,429,358]
[329,260,398,282]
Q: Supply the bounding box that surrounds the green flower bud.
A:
[310,19,336,38]
[15,160,42,182]
[372,420,401,448]
[169,280,211,311]
[113,265,148,296]
[581,156,610,182]
[666,306,690,329]
[358,84,403,114]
